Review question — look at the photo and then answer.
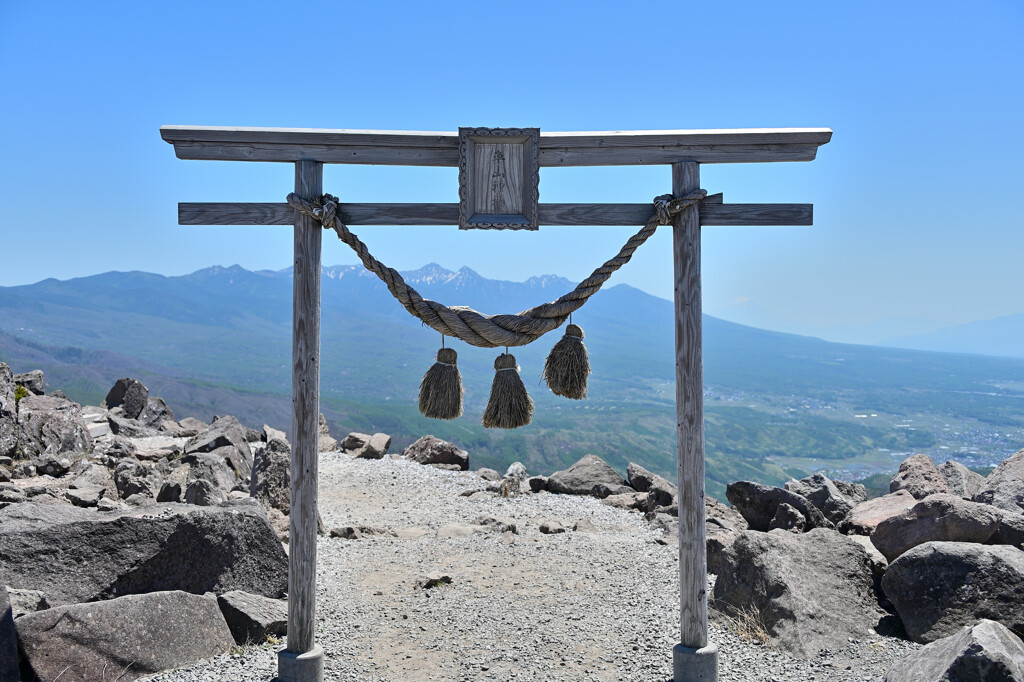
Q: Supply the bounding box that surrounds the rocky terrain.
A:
[1,362,1022,681]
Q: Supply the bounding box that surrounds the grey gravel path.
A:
[144,453,919,681]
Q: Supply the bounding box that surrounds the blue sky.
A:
[1,1,1021,342]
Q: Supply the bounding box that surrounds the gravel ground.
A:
[143,452,920,681]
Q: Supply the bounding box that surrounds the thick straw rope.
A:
[287,191,707,348]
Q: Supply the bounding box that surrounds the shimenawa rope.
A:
[286,190,707,348]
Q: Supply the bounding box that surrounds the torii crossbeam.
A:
[162,125,831,682]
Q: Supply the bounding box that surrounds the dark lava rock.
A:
[884,618,1024,681]
[882,541,1024,643]
[0,588,17,682]
[547,454,630,499]
[16,393,92,459]
[217,590,287,645]
[0,499,287,606]
[16,590,234,682]
[0,364,18,459]
[784,473,861,525]
[626,462,677,509]
[104,377,150,420]
[726,480,833,532]
[251,437,291,515]
[402,435,469,471]
[713,528,887,658]
[13,370,44,396]
[185,415,254,480]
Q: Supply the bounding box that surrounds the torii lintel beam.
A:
[161,126,832,166]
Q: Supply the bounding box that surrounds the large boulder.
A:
[839,490,918,535]
[885,619,1024,682]
[138,396,176,430]
[16,393,92,459]
[217,590,288,645]
[626,462,677,509]
[890,453,950,499]
[0,499,288,606]
[784,473,862,525]
[403,435,469,471]
[251,437,291,514]
[871,494,1003,562]
[939,460,986,500]
[114,458,163,500]
[882,541,1024,643]
[16,590,234,682]
[13,370,44,396]
[975,448,1024,514]
[706,496,746,575]
[185,416,253,480]
[713,528,887,658]
[725,480,833,532]
[547,455,631,498]
[0,588,17,682]
[0,364,18,458]
[104,377,149,420]
[990,510,1024,550]
[181,450,243,505]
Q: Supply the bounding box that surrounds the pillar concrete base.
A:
[277,644,324,682]
[672,642,718,682]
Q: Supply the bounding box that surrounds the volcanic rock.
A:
[16,393,92,458]
[217,590,288,645]
[403,435,469,471]
[185,415,253,479]
[0,588,17,682]
[0,365,17,460]
[251,437,291,514]
[974,447,1024,514]
[889,453,950,500]
[713,528,887,658]
[882,541,1024,643]
[870,493,1002,562]
[16,590,234,682]
[784,473,862,525]
[626,462,677,509]
[104,377,149,420]
[939,460,986,500]
[0,499,288,606]
[13,369,44,396]
[547,455,629,499]
[884,619,1024,682]
[726,480,832,532]
[318,413,337,452]
[839,490,918,535]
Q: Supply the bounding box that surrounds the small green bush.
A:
[14,385,29,403]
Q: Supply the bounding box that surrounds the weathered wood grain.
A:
[177,196,812,228]
[672,161,709,649]
[287,160,322,659]
[161,126,831,166]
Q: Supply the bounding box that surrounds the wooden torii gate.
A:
[161,125,831,682]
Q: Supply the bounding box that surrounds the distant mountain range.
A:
[2,264,1023,500]
[882,313,1024,359]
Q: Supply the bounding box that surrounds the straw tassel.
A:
[482,352,533,429]
[543,324,590,400]
[418,347,463,420]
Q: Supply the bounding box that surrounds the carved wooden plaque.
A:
[458,127,539,230]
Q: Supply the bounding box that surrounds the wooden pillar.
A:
[672,161,716,681]
[280,159,324,680]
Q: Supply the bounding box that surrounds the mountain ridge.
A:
[2,264,1023,500]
